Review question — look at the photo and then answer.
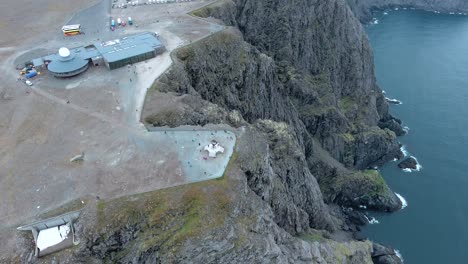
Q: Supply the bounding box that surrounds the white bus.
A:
[61,24,81,35]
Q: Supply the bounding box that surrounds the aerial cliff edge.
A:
[7,0,468,263]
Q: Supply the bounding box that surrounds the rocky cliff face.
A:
[347,0,468,22]
[6,0,425,263]
[139,0,407,260]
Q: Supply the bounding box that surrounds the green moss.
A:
[144,110,180,127]
[298,230,325,243]
[176,46,195,61]
[340,133,355,142]
[189,0,228,18]
[221,150,238,179]
[361,170,386,194]
[96,181,232,257]
[94,148,241,259]
[362,127,396,139]
[336,170,388,197]
[334,243,353,262]
[339,96,356,113]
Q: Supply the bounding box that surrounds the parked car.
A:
[25,80,33,86]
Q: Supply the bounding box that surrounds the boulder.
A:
[372,243,402,264]
[398,157,418,170]
[378,119,406,136]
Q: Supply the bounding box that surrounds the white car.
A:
[25,80,33,86]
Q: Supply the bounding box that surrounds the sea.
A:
[363,9,468,263]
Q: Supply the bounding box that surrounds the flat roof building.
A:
[32,32,165,77]
[95,32,165,70]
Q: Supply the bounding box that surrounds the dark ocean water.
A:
[363,10,468,263]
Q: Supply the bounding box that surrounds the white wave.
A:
[395,193,408,209]
[403,126,410,133]
[392,158,398,162]
[402,168,412,172]
[382,90,386,94]
[383,12,388,15]
[413,156,423,171]
[400,145,409,157]
[450,12,455,15]
[403,7,407,10]
[385,97,402,104]
[459,13,463,15]
[394,249,404,262]
[365,215,380,224]
[395,8,399,11]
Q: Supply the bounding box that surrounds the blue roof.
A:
[94,32,163,63]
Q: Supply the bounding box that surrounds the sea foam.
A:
[395,193,408,209]
[365,215,379,224]
[400,145,409,157]
[385,97,402,104]
[394,249,404,262]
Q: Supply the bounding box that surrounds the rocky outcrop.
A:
[378,116,406,136]
[398,157,418,170]
[238,120,335,233]
[347,0,468,22]
[372,243,402,264]
[331,170,401,212]
[70,147,376,264]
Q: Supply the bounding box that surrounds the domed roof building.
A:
[47,47,90,77]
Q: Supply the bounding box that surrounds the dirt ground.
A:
[0,0,233,255]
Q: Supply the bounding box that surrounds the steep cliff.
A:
[347,0,468,22]
[6,0,422,262]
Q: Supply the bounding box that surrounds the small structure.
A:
[204,140,225,158]
[17,210,81,257]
